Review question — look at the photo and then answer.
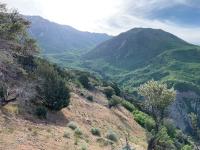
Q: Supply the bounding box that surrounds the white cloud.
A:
[2,0,200,44]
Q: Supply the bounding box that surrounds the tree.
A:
[189,113,200,140]
[138,80,176,150]
[104,86,115,99]
[0,3,38,55]
[37,60,70,111]
[79,74,90,89]
[138,80,176,131]
[108,95,122,108]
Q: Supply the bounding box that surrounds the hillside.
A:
[0,42,147,150]
[26,16,111,55]
[78,28,200,136]
[0,6,147,150]
[85,28,191,69]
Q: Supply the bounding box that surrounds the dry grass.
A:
[0,92,147,150]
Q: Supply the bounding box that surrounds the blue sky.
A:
[3,0,200,44]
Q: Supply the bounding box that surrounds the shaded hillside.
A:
[85,28,190,69]
[26,16,111,54]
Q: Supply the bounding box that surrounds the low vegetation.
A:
[103,86,115,99]
[36,59,71,111]
[68,121,78,130]
[86,95,93,102]
[133,110,155,132]
[106,130,118,142]
[108,95,122,108]
[91,127,101,136]
[35,106,47,119]
[74,128,83,137]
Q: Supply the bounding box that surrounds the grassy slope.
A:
[69,45,200,94]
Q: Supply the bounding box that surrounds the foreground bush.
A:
[104,86,115,99]
[87,95,93,102]
[106,130,118,142]
[108,95,122,108]
[35,106,47,119]
[74,128,83,136]
[37,60,70,111]
[121,100,135,112]
[133,110,155,132]
[91,127,101,136]
[67,121,78,130]
[79,75,90,89]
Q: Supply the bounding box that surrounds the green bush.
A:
[121,100,135,112]
[0,84,6,99]
[181,145,193,150]
[108,95,122,108]
[87,95,93,102]
[63,132,70,138]
[104,86,115,99]
[154,127,175,149]
[74,128,83,136]
[67,121,78,130]
[106,130,118,142]
[37,60,70,111]
[133,110,155,132]
[163,119,176,138]
[79,75,90,89]
[91,127,101,136]
[35,106,47,119]
[110,83,121,96]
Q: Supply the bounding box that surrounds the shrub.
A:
[37,60,70,111]
[43,76,70,111]
[106,130,118,142]
[0,84,6,99]
[67,121,78,130]
[181,145,193,150]
[63,132,70,138]
[74,128,83,136]
[163,119,176,138]
[79,75,90,89]
[154,127,175,149]
[133,110,155,132]
[81,144,88,150]
[35,106,47,119]
[91,127,101,136]
[87,95,93,102]
[110,83,121,96]
[104,86,115,99]
[121,100,135,112]
[108,95,122,108]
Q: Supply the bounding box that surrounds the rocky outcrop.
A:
[170,91,200,133]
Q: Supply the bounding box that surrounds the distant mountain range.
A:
[26,16,111,54]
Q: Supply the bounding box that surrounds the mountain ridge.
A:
[26,15,111,54]
[85,27,191,70]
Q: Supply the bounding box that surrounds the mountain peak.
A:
[85,28,190,69]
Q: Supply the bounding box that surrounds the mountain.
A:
[26,16,111,54]
[85,28,191,69]
[81,28,200,134]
